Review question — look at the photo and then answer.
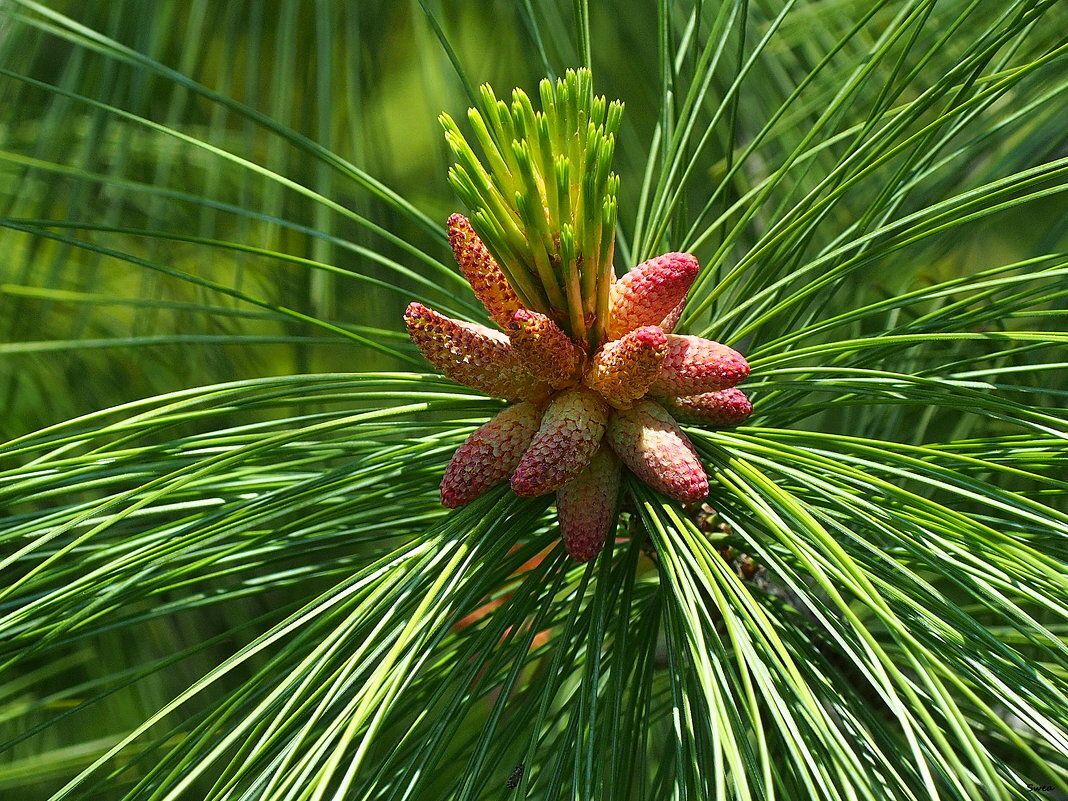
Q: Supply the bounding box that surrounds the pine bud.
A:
[556,445,621,562]
[659,388,753,427]
[606,399,708,502]
[440,403,543,507]
[508,309,584,388]
[584,325,667,408]
[648,334,749,396]
[606,252,699,340]
[404,302,545,401]
[448,213,524,329]
[511,387,609,497]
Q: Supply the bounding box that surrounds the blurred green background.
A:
[4,0,1062,440]
[0,2,1066,798]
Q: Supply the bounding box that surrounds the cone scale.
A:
[511,387,609,497]
[649,335,750,396]
[606,252,699,340]
[585,326,667,409]
[403,302,546,402]
[440,403,543,508]
[659,388,753,427]
[607,400,709,503]
[557,446,621,562]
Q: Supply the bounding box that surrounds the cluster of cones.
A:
[404,214,752,561]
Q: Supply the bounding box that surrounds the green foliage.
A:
[0,1,1066,799]
[441,68,622,343]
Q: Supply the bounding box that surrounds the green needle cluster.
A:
[441,68,623,346]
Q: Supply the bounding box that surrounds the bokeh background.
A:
[3,0,1062,439]
[1,2,1066,797]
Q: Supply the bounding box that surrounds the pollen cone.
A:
[606,252,699,340]
[606,399,708,503]
[511,387,609,497]
[404,302,545,401]
[659,388,753,427]
[648,334,750,396]
[585,325,667,408]
[440,403,543,507]
[556,446,621,562]
[448,213,524,329]
[659,300,685,333]
[508,309,583,388]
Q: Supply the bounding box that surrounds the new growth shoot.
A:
[441,68,623,347]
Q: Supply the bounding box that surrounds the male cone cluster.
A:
[405,214,752,562]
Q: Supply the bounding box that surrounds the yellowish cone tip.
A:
[556,445,621,562]
[440,403,543,507]
[607,252,699,340]
[584,325,667,409]
[649,334,750,396]
[606,399,709,503]
[447,213,524,330]
[659,388,753,427]
[511,387,609,497]
[403,302,546,401]
[508,309,584,388]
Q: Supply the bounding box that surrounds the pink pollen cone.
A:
[448,213,524,329]
[659,300,685,333]
[607,252,699,340]
[606,399,709,503]
[584,325,667,409]
[659,388,753,427]
[648,334,750,397]
[556,445,621,562]
[404,302,546,401]
[440,402,543,507]
[508,309,584,388]
[511,387,609,497]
